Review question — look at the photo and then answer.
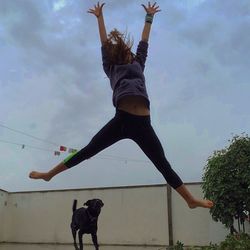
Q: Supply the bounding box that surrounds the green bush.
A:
[174,241,185,249]
[170,233,250,249]
[202,134,250,233]
[202,242,219,250]
[219,233,250,250]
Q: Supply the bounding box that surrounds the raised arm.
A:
[88,2,107,45]
[141,2,161,42]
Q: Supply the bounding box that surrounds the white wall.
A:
[3,185,169,246]
[0,189,8,242]
[0,183,234,246]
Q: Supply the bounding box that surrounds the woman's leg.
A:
[132,123,183,188]
[29,115,124,181]
[132,122,213,208]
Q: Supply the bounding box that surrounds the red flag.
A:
[60,146,67,151]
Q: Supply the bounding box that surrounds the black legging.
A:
[64,109,183,189]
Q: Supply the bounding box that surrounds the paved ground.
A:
[0,243,167,250]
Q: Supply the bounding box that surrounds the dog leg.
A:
[78,230,84,250]
[91,233,99,250]
[71,228,79,250]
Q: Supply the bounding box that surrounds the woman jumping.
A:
[29,2,213,209]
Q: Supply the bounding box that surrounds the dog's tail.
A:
[72,199,77,212]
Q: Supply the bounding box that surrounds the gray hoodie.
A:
[101,40,150,108]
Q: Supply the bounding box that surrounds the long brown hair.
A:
[104,29,135,65]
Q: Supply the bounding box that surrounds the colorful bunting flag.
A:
[68,148,77,153]
[60,145,67,151]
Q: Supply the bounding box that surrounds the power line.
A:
[0,122,59,146]
[0,139,54,153]
[101,154,150,163]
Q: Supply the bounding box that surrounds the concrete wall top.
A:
[6,182,203,194]
[0,189,8,193]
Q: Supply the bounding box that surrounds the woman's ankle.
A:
[29,171,52,182]
[187,198,214,209]
[175,184,213,209]
[43,172,52,181]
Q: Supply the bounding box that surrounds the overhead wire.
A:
[0,139,54,153]
[0,122,59,146]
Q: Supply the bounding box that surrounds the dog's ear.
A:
[84,200,91,207]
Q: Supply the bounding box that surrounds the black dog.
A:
[71,199,104,250]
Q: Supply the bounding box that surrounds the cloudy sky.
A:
[0,0,249,192]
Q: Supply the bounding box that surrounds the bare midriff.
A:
[117,95,150,116]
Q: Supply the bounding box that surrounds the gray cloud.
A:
[1,0,250,191]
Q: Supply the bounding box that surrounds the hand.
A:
[87,2,105,18]
[141,2,161,15]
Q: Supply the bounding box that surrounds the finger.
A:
[152,2,157,7]
[141,4,147,11]
[100,3,105,9]
[148,1,151,8]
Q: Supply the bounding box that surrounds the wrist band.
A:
[145,13,154,24]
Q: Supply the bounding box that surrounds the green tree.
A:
[202,134,250,234]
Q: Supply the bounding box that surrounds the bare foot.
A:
[188,199,214,209]
[29,171,52,182]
